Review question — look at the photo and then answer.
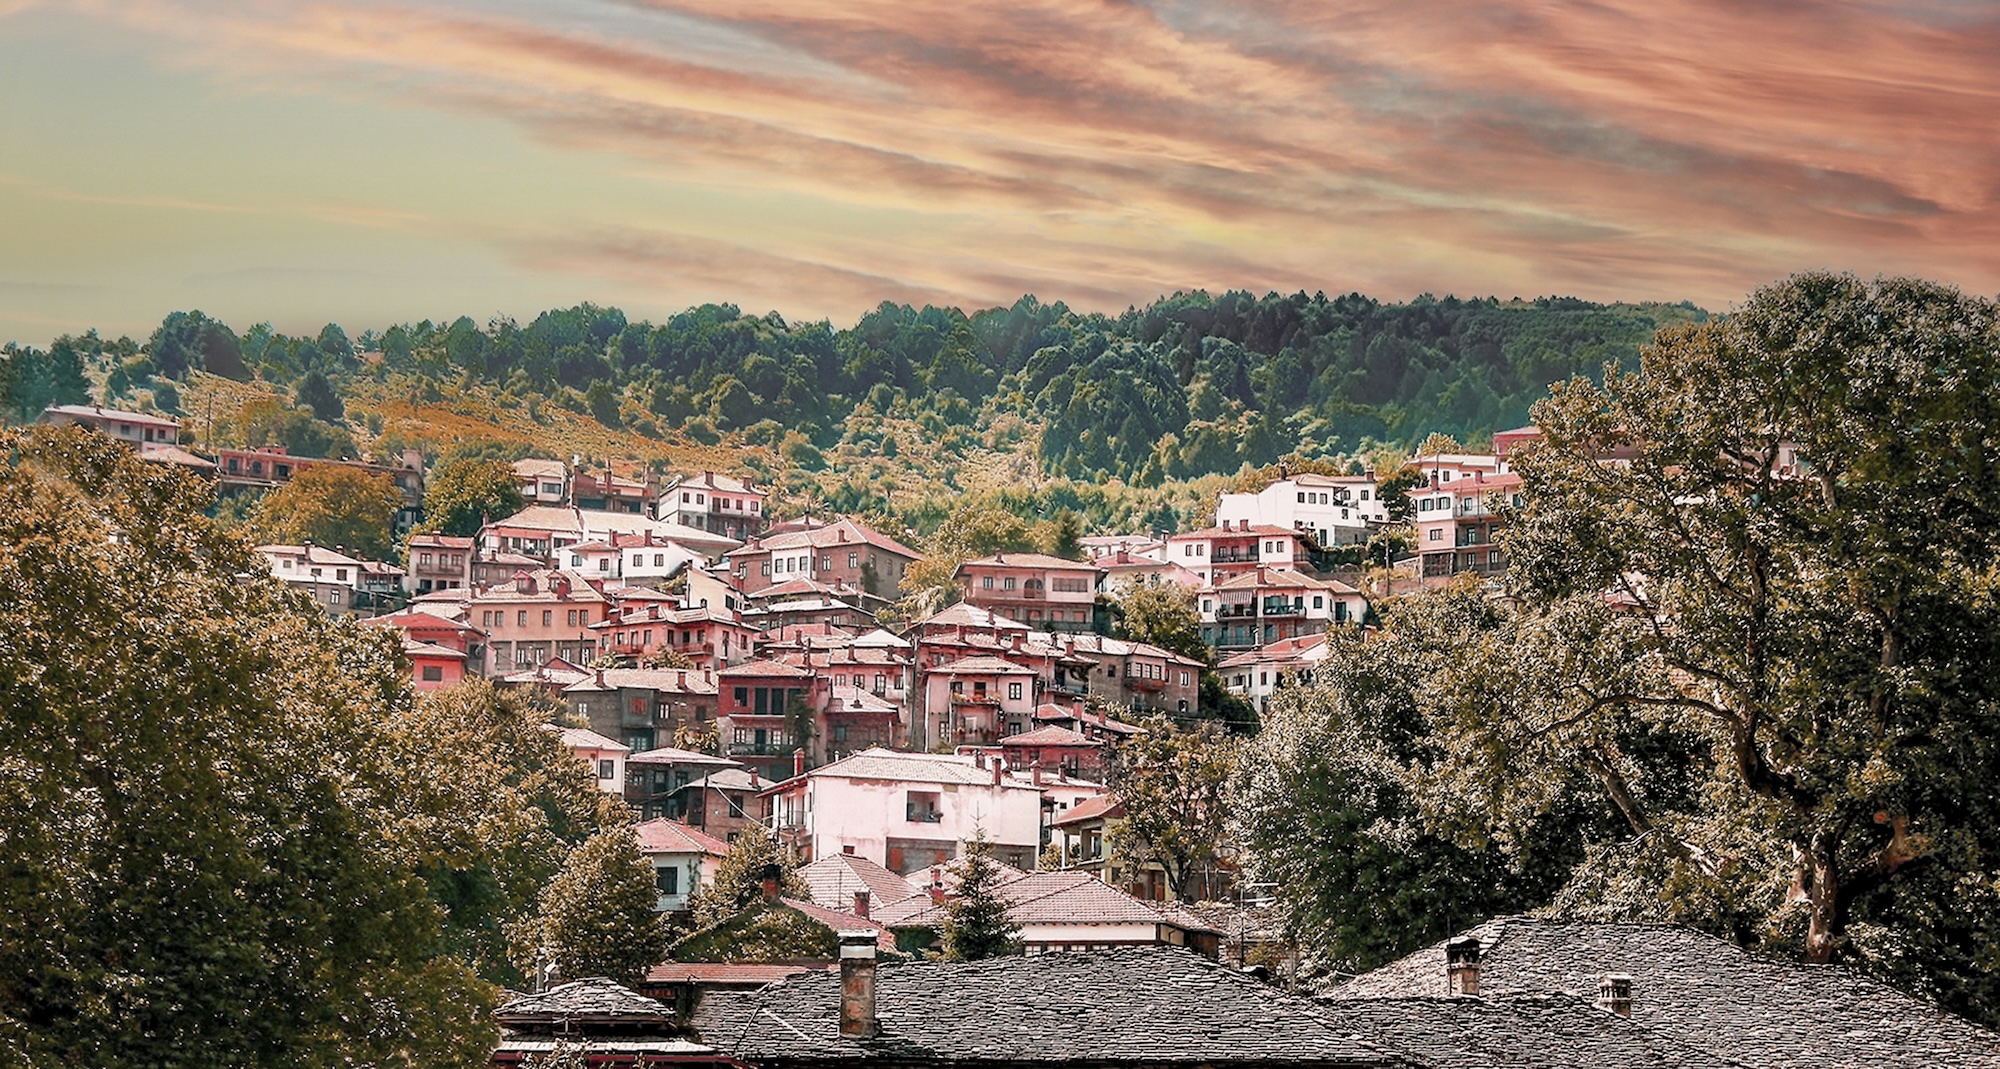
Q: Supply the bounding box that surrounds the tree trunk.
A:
[1801,835,1842,964]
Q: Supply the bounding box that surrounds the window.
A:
[518,610,528,626]
[1002,577,1017,591]
[1008,682,1023,700]
[761,562,770,576]
[848,552,859,568]
[874,674,886,694]
[1360,489,1371,501]
[820,556,832,571]
[654,553,664,567]
[543,610,553,626]
[597,559,609,572]
[734,687,749,704]
[420,552,434,566]
[1296,492,1305,502]
[656,865,679,895]
[906,791,943,823]
[1313,595,1324,609]
[1428,530,1442,542]
[982,576,993,590]
[420,665,444,682]
[1179,671,1191,686]
[833,725,848,743]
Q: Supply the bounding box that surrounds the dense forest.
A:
[0,291,1705,534]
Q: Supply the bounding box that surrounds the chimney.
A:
[794,748,806,778]
[990,758,1002,785]
[760,862,781,903]
[853,890,871,918]
[928,866,946,902]
[1445,936,1481,997]
[1032,761,1044,786]
[837,931,880,1039]
[1596,973,1633,1018]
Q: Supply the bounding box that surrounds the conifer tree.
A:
[941,833,1022,961]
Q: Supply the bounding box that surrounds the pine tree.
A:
[685,823,807,925]
[941,833,1021,960]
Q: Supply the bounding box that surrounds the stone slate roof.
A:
[633,818,731,857]
[1330,916,2000,1069]
[692,946,1403,1067]
[1314,995,1741,1069]
[496,977,674,1030]
[873,870,1219,934]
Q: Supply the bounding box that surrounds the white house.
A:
[257,543,366,589]
[512,458,570,504]
[556,725,630,794]
[763,748,1045,873]
[633,817,730,912]
[1214,472,1384,546]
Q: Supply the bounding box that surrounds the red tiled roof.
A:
[633,818,730,856]
[779,897,899,952]
[1050,795,1124,827]
[646,962,827,985]
[1001,725,1098,748]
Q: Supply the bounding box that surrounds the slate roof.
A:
[766,749,1044,792]
[627,745,740,767]
[955,552,1103,572]
[496,977,674,1029]
[555,726,628,752]
[648,962,829,987]
[929,655,1036,676]
[1330,915,2000,1069]
[798,852,922,914]
[692,946,1401,1067]
[915,602,1030,632]
[1315,996,1740,1069]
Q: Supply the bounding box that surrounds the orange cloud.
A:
[47,0,2000,313]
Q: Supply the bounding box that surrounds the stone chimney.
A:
[1445,936,1481,997]
[838,931,880,1039]
[853,890,871,918]
[760,862,782,903]
[1597,973,1633,1018]
[990,758,1002,785]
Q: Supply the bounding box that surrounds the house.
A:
[480,504,739,566]
[690,946,1400,1068]
[399,639,469,690]
[762,748,1045,873]
[626,745,739,821]
[1214,472,1386,546]
[633,818,730,913]
[1414,470,1522,580]
[405,533,474,594]
[216,446,427,533]
[922,655,1039,747]
[1059,632,1203,717]
[562,667,720,756]
[1165,524,1312,586]
[1327,914,2000,1068]
[258,542,387,616]
[673,768,770,843]
[724,517,921,601]
[510,458,569,504]
[40,403,180,446]
[999,724,1110,781]
[1080,534,1166,561]
[718,660,819,782]
[555,725,630,794]
[1200,567,1365,652]
[1099,550,1204,590]
[661,471,768,540]
[872,869,1223,957]
[665,874,899,969]
[1216,633,1332,714]
[571,465,658,515]
[592,601,759,674]
[467,569,613,671]
[742,577,884,633]
[360,609,489,682]
[562,529,733,585]
[1315,995,1738,1069]
[492,977,730,1068]
[955,552,1104,632]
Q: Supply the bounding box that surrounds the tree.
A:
[508,829,670,986]
[1037,508,1083,560]
[894,504,1038,620]
[295,368,345,422]
[941,832,1022,960]
[0,425,492,1067]
[584,380,621,428]
[1109,577,1209,664]
[147,310,246,380]
[421,456,525,538]
[250,463,403,559]
[1373,464,1427,523]
[1105,716,1240,902]
[390,680,630,987]
[1495,273,2000,1004]
[1232,606,1608,980]
[684,823,807,926]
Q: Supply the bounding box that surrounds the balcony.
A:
[1260,602,1302,617]
[1127,675,1166,691]
[1210,550,1261,564]
[726,741,796,757]
[950,693,1002,708]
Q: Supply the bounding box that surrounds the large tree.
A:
[507,829,670,986]
[941,833,1022,961]
[1108,577,1209,665]
[684,823,808,926]
[1105,716,1240,902]
[251,463,403,559]
[0,426,491,1067]
[1499,274,2000,997]
[422,456,526,538]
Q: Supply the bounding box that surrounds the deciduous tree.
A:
[685,823,807,926]
[251,462,403,559]
[1106,716,1240,902]
[508,829,670,987]
[422,456,525,538]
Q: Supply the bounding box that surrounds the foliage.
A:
[1233,625,1595,980]
[507,828,670,986]
[0,337,90,421]
[147,310,248,380]
[684,823,808,926]
[894,503,1040,620]
[1105,716,1241,902]
[422,456,526,538]
[235,396,359,459]
[0,426,492,1068]
[295,368,345,422]
[389,680,629,987]
[941,832,1023,960]
[668,904,840,964]
[1488,272,2000,1017]
[1108,577,1209,665]
[249,462,404,559]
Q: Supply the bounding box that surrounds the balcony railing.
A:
[726,742,795,756]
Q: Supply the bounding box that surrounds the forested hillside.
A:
[0,290,1705,534]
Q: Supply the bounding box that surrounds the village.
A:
[32,398,1998,1069]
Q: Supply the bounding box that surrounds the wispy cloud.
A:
[41,0,2000,314]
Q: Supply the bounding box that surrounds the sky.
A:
[3,0,1998,343]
